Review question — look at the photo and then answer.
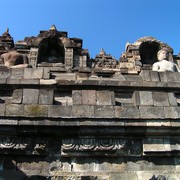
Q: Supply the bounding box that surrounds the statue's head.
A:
[157,49,169,61]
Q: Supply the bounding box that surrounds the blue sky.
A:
[1,0,180,59]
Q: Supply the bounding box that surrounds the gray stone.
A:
[43,67,50,79]
[72,105,94,118]
[32,68,43,79]
[96,90,115,105]
[140,107,165,119]
[39,89,54,105]
[133,91,153,106]
[124,75,143,82]
[150,71,160,82]
[24,105,48,117]
[55,73,76,80]
[139,70,151,81]
[152,92,169,106]
[164,107,179,119]
[6,79,20,84]
[5,104,24,116]
[12,89,23,104]
[111,173,138,180]
[23,68,32,79]
[40,79,56,85]
[0,104,5,116]
[0,68,11,79]
[72,90,82,105]
[94,105,114,118]
[23,89,39,104]
[48,105,72,118]
[10,68,24,79]
[20,79,40,85]
[168,93,178,106]
[115,106,140,119]
[82,90,96,105]
[159,71,167,82]
[166,71,180,82]
[0,79,6,84]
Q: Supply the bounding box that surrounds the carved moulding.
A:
[61,138,142,157]
[0,136,48,155]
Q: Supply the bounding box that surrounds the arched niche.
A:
[139,41,160,65]
[37,37,65,64]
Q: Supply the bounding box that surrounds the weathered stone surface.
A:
[10,68,24,79]
[164,107,179,119]
[97,90,115,105]
[72,105,94,118]
[20,79,40,85]
[115,106,140,119]
[159,71,167,82]
[48,105,72,118]
[24,105,48,117]
[82,90,96,105]
[12,89,23,104]
[23,89,39,104]
[94,105,114,118]
[140,107,165,119]
[39,89,54,105]
[133,91,153,106]
[150,71,160,82]
[168,93,178,106]
[0,104,5,116]
[152,92,169,106]
[139,70,151,81]
[72,90,82,105]
[5,104,24,116]
[0,68,11,79]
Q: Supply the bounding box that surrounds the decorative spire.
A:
[99,48,106,55]
[50,25,57,31]
[6,28,9,33]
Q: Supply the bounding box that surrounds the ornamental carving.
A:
[61,138,142,157]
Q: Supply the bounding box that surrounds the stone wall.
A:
[0,65,180,179]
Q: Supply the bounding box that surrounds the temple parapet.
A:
[0,26,180,179]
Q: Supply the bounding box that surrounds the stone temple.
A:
[0,25,180,179]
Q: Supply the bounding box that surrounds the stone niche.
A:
[119,36,174,73]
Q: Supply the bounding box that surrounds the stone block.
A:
[72,105,94,118]
[96,90,115,105]
[0,68,11,79]
[168,93,178,106]
[39,89,54,105]
[139,70,151,81]
[94,105,114,118]
[150,71,160,82]
[115,106,140,119]
[0,79,6,84]
[164,107,179,119]
[152,92,169,106]
[10,68,24,79]
[0,104,5,116]
[6,79,20,84]
[159,71,167,82]
[20,79,40,85]
[43,67,50,79]
[82,90,96,105]
[140,107,165,119]
[72,90,82,105]
[48,105,72,118]
[55,73,76,80]
[23,68,32,79]
[111,173,138,180]
[12,89,23,104]
[40,79,56,85]
[124,75,143,82]
[5,104,24,116]
[133,91,153,106]
[23,89,39,104]
[166,71,180,82]
[32,68,43,79]
[24,105,48,117]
